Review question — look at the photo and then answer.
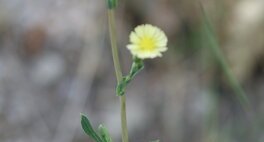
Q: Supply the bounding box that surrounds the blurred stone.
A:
[22,25,46,57]
[225,0,264,82]
[30,53,65,86]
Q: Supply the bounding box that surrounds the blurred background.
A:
[0,0,264,142]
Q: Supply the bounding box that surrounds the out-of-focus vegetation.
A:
[0,0,264,142]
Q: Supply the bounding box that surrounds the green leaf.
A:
[116,57,144,96]
[98,124,112,142]
[116,77,127,96]
[80,114,103,142]
[107,0,118,9]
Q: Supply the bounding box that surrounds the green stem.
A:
[120,95,128,142]
[107,9,129,142]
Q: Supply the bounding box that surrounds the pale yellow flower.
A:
[127,24,168,59]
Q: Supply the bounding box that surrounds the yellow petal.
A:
[127,24,168,59]
[129,32,140,44]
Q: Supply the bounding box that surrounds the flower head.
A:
[127,24,168,59]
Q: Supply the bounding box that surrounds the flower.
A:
[127,24,168,59]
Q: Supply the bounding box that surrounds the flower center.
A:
[139,37,156,51]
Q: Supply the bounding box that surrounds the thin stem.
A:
[108,10,122,81]
[120,95,128,142]
[107,9,129,142]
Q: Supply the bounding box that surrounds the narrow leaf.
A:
[107,0,118,9]
[80,114,103,142]
[116,57,144,96]
[98,124,112,142]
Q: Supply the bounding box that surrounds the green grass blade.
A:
[199,3,250,109]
